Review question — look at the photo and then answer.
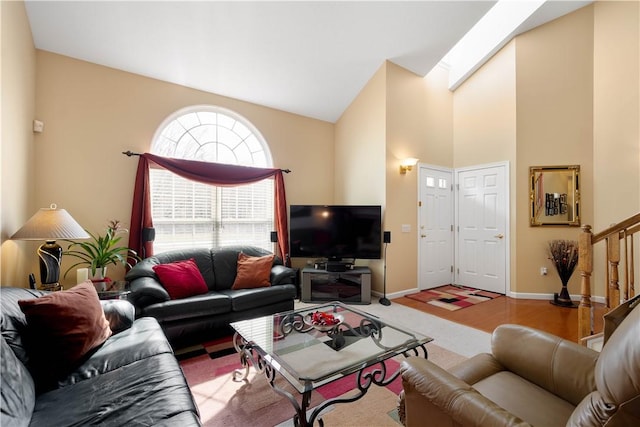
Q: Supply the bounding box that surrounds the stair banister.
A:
[578,212,640,341]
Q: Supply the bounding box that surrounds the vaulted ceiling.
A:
[25,1,590,123]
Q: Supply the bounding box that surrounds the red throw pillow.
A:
[152,258,209,299]
[232,252,274,290]
[18,281,112,386]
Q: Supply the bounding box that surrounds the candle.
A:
[77,268,89,284]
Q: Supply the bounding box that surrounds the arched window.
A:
[150,106,274,252]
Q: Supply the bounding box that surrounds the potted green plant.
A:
[63,220,140,280]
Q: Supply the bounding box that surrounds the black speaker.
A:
[380,231,391,306]
[270,231,278,243]
[142,227,156,242]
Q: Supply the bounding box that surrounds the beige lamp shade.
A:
[11,204,89,241]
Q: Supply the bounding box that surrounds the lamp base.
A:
[39,283,62,292]
[38,241,62,286]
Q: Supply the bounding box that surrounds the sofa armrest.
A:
[492,324,598,405]
[128,276,171,310]
[270,265,296,287]
[100,299,135,334]
[401,357,531,427]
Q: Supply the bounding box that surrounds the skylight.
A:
[440,0,547,90]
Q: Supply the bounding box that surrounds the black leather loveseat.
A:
[125,245,297,349]
[0,286,201,426]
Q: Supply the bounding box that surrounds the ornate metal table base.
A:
[232,315,429,427]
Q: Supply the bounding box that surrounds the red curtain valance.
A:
[128,153,290,265]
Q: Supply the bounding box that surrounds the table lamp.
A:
[11,204,89,290]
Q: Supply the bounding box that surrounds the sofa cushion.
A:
[153,258,209,300]
[18,282,112,388]
[473,371,575,427]
[142,292,232,323]
[58,317,173,387]
[126,248,217,289]
[221,284,297,312]
[232,252,274,289]
[0,335,36,425]
[30,352,199,427]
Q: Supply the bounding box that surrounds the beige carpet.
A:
[184,342,467,427]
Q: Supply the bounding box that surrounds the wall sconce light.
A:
[399,158,419,175]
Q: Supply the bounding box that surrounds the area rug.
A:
[406,285,502,311]
[177,337,466,427]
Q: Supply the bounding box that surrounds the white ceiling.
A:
[25,1,590,123]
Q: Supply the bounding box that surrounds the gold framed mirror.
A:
[530,165,580,226]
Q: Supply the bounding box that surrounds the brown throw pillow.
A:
[18,281,112,388]
[231,252,274,290]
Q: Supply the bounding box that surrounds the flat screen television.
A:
[289,205,382,260]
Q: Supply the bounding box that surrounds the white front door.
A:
[456,163,508,294]
[418,165,454,290]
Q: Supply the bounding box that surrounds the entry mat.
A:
[406,285,502,311]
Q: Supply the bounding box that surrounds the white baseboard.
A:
[508,291,606,304]
[371,288,418,300]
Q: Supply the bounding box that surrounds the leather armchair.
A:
[399,302,640,427]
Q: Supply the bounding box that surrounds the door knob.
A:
[495,234,504,239]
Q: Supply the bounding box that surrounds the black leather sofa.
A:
[125,245,297,349]
[0,287,201,426]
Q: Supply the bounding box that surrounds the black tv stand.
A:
[301,267,371,304]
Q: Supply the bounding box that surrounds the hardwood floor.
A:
[393,294,607,343]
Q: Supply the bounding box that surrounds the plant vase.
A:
[90,267,107,281]
[76,266,108,289]
[548,240,579,308]
[551,277,579,308]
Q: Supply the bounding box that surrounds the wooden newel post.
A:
[578,225,593,340]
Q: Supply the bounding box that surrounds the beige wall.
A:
[593,0,640,223]
[453,41,517,170]
[0,1,37,286]
[386,62,448,294]
[334,65,386,206]
[592,0,640,295]
[25,51,334,287]
[514,6,595,297]
[421,64,454,169]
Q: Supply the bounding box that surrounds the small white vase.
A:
[90,267,107,281]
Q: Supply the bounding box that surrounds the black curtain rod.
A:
[122,151,291,173]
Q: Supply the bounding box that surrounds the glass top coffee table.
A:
[230,301,433,427]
